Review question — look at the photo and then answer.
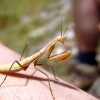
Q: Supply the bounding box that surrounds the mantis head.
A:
[57,35,66,44]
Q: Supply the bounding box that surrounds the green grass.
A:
[0,0,58,53]
[0,0,57,28]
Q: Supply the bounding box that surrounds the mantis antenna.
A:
[63,15,73,36]
[63,9,78,36]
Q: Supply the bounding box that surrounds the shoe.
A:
[66,63,99,89]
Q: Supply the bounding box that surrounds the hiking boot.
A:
[66,63,99,89]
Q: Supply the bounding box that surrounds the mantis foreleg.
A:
[47,43,71,61]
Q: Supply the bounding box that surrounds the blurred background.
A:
[0,0,76,80]
[1,0,100,98]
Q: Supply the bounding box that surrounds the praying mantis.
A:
[0,14,72,100]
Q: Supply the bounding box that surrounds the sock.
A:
[76,52,98,66]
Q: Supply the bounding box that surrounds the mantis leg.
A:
[47,43,71,62]
[20,43,28,61]
[36,64,58,80]
[0,44,30,86]
[33,54,58,80]
[34,65,55,100]
[0,60,29,86]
